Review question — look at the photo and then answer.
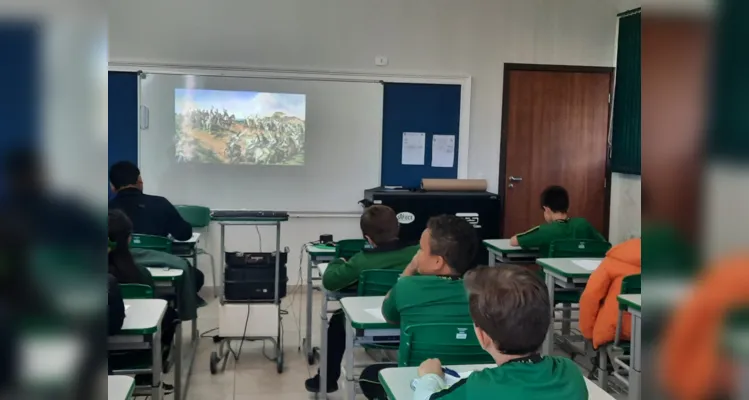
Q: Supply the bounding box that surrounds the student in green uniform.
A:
[413,265,588,400]
[509,185,604,256]
[358,214,480,399]
[305,205,419,393]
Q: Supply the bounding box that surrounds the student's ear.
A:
[364,235,375,247]
[474,325,493,351]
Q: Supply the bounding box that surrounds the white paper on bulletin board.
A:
[431,134,455,168]
[402,132,426,165]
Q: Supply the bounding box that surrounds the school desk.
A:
[378,364,617,400]
[315,263,369,398]
[537,257,603,355]
[304,243,336,365]
[147,267,196,400]
[109,299,167,400]
[108,375,135,400]
[482,239,539,265]
[617,294,641,400]
[340,295,400,400]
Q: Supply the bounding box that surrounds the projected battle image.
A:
[175,89,306,165]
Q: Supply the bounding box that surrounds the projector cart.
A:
[208,212,289,374]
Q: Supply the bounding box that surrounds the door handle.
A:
[509,176,523,182]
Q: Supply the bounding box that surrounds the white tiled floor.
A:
[161,287,624,400]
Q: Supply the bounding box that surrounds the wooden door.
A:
[500,67,612,237]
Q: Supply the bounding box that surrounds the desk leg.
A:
[543,274,555,355]
[561,304,571,336]
[488,251,496,267]
[152,330,163,400]
[174,322,183,400]
[344,313,355,400]
[219,224,225,298]
[319,292,328,398]
[629,312,641,400]
[305,255,314,361]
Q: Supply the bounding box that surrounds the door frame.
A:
[498,63,615,239]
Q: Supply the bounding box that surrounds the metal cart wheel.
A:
[209,351,220,375]
[276,353,284,374]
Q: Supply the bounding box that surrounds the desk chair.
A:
[597,274,641,389]
[357,270,403,358]
[175,204,216,297]
[398,323,493,367]
[335,239,368,260]
[130,234,172,253]
[546,239,612,356]
[112,284,160,391]
[357,269,401,297]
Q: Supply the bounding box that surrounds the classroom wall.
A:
[109,0,622,286]
[608,173,642,244]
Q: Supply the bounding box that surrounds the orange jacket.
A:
[660,255,749,400]
[579,238,641,348]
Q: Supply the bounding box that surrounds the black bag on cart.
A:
[224,251,288,302]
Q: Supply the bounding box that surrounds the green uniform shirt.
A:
[430,356,588,400]
[322,241,419,292]
[516,217,605,257]
[381,275,472,328]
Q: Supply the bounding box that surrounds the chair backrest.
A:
[621,274,642,295]
[357,269,402,296]
[119,284,154,299]
[335,239,368,259]
[398,323,494,367]
[175,205,211,228]
[130,234,172,253]
[548,239,612,258]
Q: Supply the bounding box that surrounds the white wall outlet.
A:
[375,56,388,66]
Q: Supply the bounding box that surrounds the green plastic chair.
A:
[335,239,368,259]
[614,274,641,346]
[357,269,402,296]
[119,284,154,299]
[175,205,211,227]
[398,323,494,367]
[175,204,217,297]
[130,234,172,253]
[597,274,640,387]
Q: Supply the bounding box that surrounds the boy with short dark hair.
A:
[509,185,605,256]
[305,205,418,393]
[413,265,588,399]
[322,205,417,291]
[357,215,480,399]
[109,161,193,241]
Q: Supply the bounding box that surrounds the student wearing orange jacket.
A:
[579,238,641,349]
[659,254,749,400]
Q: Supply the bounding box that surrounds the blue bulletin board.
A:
[380,83,461,188]
[108,71,139,197]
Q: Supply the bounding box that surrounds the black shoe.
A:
[162,382,174,395]
[304,374,338,393]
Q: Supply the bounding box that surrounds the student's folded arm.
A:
[381,285,400,325]
[578,266,612,340]
[165,200,193,241]
[321,256,361,292]
[515,226,543,249]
